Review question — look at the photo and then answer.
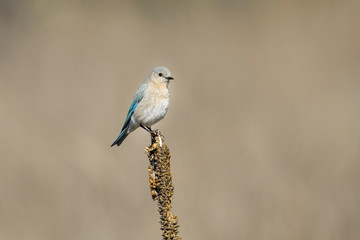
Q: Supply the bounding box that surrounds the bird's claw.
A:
[150,129,161,145]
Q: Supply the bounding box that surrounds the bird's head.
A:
[150,66,174,85]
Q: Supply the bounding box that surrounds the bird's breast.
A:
[133,83,170,126]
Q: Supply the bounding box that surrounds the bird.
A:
[111,66,174,147]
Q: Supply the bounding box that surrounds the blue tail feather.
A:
[111,94,144,147]
[111,128,129,147]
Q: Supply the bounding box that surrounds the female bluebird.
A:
[111,66,174,147]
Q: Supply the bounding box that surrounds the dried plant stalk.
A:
[145,131,181,240]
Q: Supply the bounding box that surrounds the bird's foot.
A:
[141,124,152,133]
[150,129,162,146]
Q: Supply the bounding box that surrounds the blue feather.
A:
[111,94,144,147]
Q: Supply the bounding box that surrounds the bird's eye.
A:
[158,73,163,77]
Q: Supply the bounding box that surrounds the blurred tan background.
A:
[1,0,360,239]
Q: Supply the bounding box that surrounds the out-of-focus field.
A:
[1,1,359,239]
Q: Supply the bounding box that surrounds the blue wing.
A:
[121,94,143,132]
[111,93,144,147]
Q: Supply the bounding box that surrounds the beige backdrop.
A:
[1,1,359,239]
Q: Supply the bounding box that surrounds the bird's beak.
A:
[166,76,174,80]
